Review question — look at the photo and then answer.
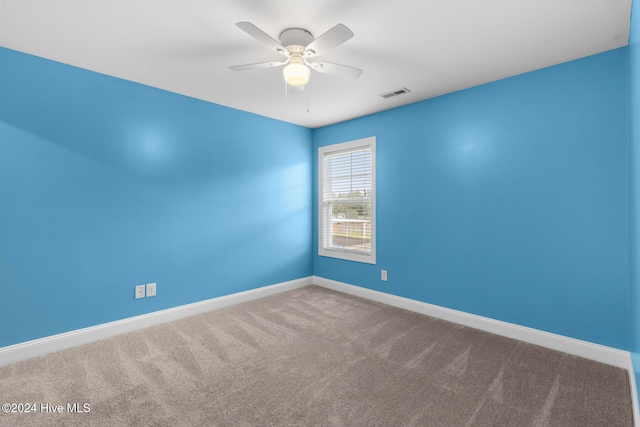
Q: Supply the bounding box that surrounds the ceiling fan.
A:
[229,22,362,87]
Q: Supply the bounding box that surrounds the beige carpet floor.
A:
[0,285,633,426]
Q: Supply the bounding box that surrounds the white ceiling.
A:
[0,0,632,128]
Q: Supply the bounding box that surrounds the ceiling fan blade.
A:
[307,61,363,80]
[304,24,354,57]
[229,60,288,71]
[236,22,288,56]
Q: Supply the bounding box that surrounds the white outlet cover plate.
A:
[146,283,156,297]
[135,285,145,299]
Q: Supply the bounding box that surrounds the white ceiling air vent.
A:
[379,87,411,99]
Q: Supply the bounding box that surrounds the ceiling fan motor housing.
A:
[279,28,314,51]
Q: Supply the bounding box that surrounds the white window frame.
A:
[318,136,376,264]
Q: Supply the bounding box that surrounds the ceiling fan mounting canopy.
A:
[229,22,363,87]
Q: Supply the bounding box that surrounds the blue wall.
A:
[0,47,312,347]
[0,34,634,354]
[313,48,630,349]
[629,0,640,383]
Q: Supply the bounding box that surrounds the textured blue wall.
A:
[313,48,630,349]
[0,48,312,347]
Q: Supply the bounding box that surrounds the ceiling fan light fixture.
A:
[283,56,310,86]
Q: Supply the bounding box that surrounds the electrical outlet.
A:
[146,283,156,297]
[381,270,388,282]
[135,284,146,299]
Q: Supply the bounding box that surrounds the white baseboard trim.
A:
[313,276,630,369]
[629,354,640,427]
[0,276,312,367]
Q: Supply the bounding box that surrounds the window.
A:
[318,137,376,264]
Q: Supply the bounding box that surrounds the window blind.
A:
[321,145,373,256]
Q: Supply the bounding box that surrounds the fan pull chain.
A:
[284,80,288,114]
